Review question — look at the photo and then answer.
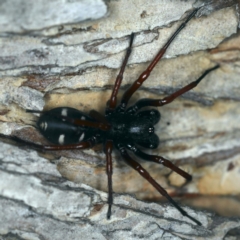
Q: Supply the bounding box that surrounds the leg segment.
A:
[127,65,219,113]
[118,145,201,225]
[127,144,192,181]
[106,33,135,114]
[0,133,100,151]
[105,140,114,219]
[89,110,109,124]
[118,9,199,111]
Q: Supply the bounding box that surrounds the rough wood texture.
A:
[0,0,240,239]
[0,141,240,239]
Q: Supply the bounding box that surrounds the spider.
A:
[0,8,219,226]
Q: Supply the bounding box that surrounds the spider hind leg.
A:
[118,145,201,225]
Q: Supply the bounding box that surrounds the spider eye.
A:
[148,127,154,133]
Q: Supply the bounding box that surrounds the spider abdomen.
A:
[37,107,97,145]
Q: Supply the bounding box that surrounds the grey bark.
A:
[0,0,240,239]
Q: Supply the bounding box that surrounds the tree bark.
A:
[0,0,240,239]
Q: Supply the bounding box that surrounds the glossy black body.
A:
[106,109,160,149]
[37,107,161,149]
[37,107,97,145]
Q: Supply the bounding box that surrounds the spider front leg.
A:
[106,33,135,115]
[117,145,201,226]
[118,8,199,111]
[126,144,192,181]
[127,65,219,113]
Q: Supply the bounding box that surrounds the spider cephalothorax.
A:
[105,109,160,148]
[0,8,220,226]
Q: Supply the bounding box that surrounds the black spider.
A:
[0,8,219,226]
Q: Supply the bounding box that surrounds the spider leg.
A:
[89,110,109,125]
[127,65,219,114]
[127,144,192,181]
[118,145,201,225]
[26,109,43,114]
[63,117,110,131]
[0,133,100,151]
[118,8,199,111]
[106,33,134,115]
[105,140,114,219]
